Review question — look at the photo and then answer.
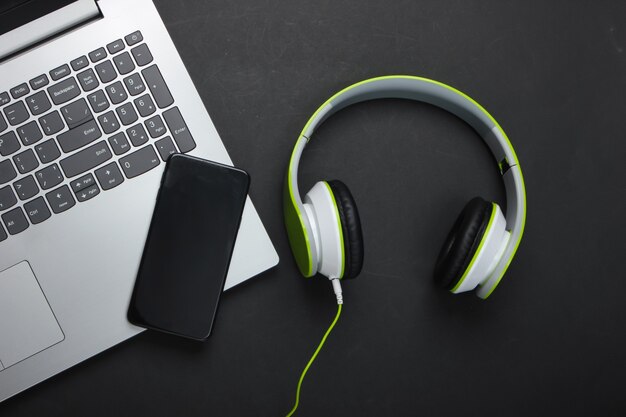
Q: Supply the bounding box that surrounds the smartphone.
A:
[127,154,250,341]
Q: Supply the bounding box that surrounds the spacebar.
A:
[60,140,113,178]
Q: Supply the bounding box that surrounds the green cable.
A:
[285,304,343,417]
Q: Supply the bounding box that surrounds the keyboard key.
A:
[0,186,17,211]
[45,185,75,214]
[107,39,125,54]
[145,114,166,138]
[2,207,29,235]
[29,74,49,90]
[95,60,117,83]
[119,145,159,179]
[61,98,93,129]
[131,44,153,67]
[87,90,110,113]
[0,160,17,184]
[95,162,124,190]
[98,111,120,134]
[163,107,196,153]
[142,65,173,109]
[4,101,29,126]
[35,139,61,164]
[16,121,43,146]
[76,183,100,202]
[0,113,6,133]
[71,55,89,71]
[48,77,80,105]
[35,163,63,190]
[125,31,143,46]
[25,91,51,116]
[0,224,5,241]
[13,175,38,200]
[24,197,51,224]
[155,136,177,161]
[105,81,127,104]
[113,51,135,75]
[116,102,138,126]
[57,119,101,153]
[89,47,107,63]
[0,92,9,106]
[71,173,96,193]
[123,73,145,96]
[77,68,100,92]
[127,123,148,146]
[50,64,71,81]
[11,83,29,99]
[13,149,39,174]
[39,111,65,135]
[133,94,156,117]
[0,131,20,156]
[60,140,112,178]
[108,132,130,155]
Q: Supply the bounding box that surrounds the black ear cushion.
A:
[434,197,494,290]
[327,180,364,279]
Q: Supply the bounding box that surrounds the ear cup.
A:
[434,197,495,290]
[327,180,364,279]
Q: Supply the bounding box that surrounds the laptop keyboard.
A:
[0,31,196,241]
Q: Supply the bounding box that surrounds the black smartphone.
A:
[127,154,250,341]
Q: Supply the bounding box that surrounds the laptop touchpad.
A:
[0,262,63,370]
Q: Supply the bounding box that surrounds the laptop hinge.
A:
[0,0,101,61]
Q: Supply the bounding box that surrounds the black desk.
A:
[5,1,626,416]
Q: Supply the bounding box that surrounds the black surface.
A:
[128,155,249,341]
[0,0,77,35]
[3,0,626,416]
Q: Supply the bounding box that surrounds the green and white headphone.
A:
[283,76,526,301]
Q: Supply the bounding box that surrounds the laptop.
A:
[0,0,278,402]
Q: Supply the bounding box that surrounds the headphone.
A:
[283,76,526,301]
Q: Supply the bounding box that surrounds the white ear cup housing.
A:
[452,204,511,295]
[303,182,344,280]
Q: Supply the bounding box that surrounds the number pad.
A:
[116,103,138,126]
[87,90,110,113]
[108,132,130,155]
[133,94,156,117]
[144,114,166,138]
[98,111,120,134]
[105,81,127,105]
[126,123,149,146]
[123,73,145,96]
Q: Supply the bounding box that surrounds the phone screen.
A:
[128,154,249,340]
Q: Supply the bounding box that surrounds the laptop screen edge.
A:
[0,0,100,61]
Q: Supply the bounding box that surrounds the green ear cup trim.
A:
[450,203,498,293]
[323,181,346,279]
[283,175,314,277]
[481,171,527,299]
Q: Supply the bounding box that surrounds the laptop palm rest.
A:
[0,262,64,371]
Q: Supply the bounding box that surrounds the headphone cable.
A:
[285,299,343,417]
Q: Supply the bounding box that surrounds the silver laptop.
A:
[0,0,278,402]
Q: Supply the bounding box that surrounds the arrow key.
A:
[45,185,75,214]
[70,173,96,193]
[76,184,100,202]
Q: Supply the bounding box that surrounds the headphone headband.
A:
[284,76,526,298]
